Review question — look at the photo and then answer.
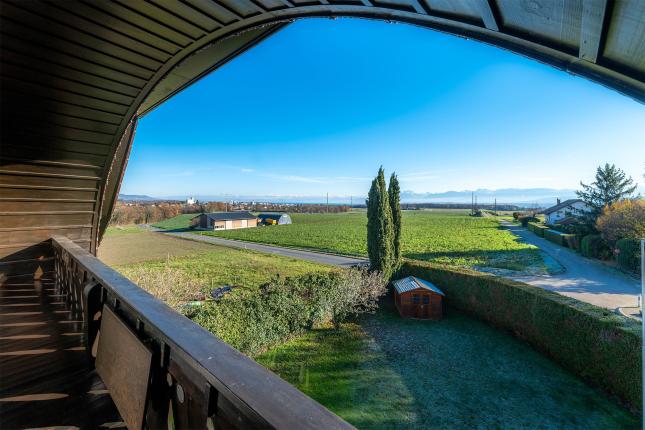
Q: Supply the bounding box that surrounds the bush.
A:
[544,229,578,248]
[512,212,521,220]
[400,260,641,409]
[616,238,641,273]
[519,216,539,227]
[190,268,386,355]
[596,200,645,246]
[581,235,611,259]
[528,222,549,237]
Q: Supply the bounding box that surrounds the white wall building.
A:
[541,199,591,225]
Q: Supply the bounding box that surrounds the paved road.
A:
[152,228,367,268]
[500,221,640,310]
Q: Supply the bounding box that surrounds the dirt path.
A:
[500,221,640,310]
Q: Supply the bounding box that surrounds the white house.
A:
[541,199,591,225]
[186,196,197,205]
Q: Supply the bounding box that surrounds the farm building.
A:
[191,212,258,230]
[393,276,445,320]
[258,213,292,225]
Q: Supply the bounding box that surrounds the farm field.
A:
[188,211,548,273]
[99,228,332,295]
[257,303,638,430]
[152,213,197,230]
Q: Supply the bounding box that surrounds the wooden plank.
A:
[0,174,98,189]
[0,212,94,229]
[0,76,130,116]
[96,305,152,430]
[1,46,142,97]
[1,61,136,106]
[477,0,499,31]
[14,0,171,63]
[0,186,98,201]
[0,30,148,89]
[580,0,608,62]
[2,1,164,71]
[52,1,182,55]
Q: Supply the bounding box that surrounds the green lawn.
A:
[257,303,639,430]
[104,225,146,236]
[152,213,197,230]
[190,211,546,272]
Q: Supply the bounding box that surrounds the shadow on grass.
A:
[259,299,639,430]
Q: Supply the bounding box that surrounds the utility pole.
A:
[494,198,497,215]
[350,195,353,208]
[326,193,329,214]
[471,192,474,215]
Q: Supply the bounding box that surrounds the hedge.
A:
[519,216,538,227]
[616,238,641,273]
[544,229,579,249]
[400,260,641,409]
[581,235,610,259]
[528,222,549,237]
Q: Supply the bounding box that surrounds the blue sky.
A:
[121,18,644,200]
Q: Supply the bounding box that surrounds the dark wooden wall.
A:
[1,0,643,279]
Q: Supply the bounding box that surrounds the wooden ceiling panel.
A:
[0,0,642,270]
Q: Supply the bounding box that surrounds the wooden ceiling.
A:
[1,0,643,275]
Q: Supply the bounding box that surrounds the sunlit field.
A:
[187,211,547,273]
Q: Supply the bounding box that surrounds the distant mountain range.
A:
[119,188,581,207]
[399,188,579,206]
[118,194,161,201]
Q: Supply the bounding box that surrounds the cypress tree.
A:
[366,167,394,279]
[388,172,402,271]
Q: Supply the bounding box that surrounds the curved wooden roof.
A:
[1,0,644,267]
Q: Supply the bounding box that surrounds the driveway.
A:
[150,228,367,268]
[500,221,640,310]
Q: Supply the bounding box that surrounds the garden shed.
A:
[393,276,445,320]
[258,213,292,225]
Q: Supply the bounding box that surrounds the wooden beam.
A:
[478,0,499,32]
[580,0,609,63]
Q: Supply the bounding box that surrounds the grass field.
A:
[152,213,197,230]
[187,211,547,273]
[257,303,638,430]
[99,228,332,302]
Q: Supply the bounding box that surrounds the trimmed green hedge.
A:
[544,229,579,249]
[581,235,610,259]
[616,238,641,273]
[401,260,641,409]
[528,222,549,237]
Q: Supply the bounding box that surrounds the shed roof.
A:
[194,212,257,221]
[393,276,445,296]
[257,213,288,220]
[541,199,584,215]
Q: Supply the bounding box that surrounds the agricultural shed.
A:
[192,212,258,230]
[393,276,445,320]
[258,213,292,225]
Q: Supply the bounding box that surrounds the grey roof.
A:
[541,199,584,215]
[195,212,257,221]
[258,213,289,220]
[393,276,445,296]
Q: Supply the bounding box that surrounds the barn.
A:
[257,213,292,226]
[191,212,258,230]
[393,276,445,320]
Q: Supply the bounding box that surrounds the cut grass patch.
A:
[152,213,198,230]
[257,304,639,430]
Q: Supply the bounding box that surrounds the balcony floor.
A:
[0,274,122,429]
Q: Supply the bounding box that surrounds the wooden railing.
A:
[52,236,354,430]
